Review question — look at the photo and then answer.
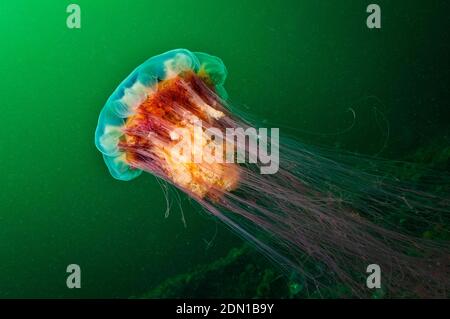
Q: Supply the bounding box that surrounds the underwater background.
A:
[0,0,448,298]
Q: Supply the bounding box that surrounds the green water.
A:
[0,1,448,298]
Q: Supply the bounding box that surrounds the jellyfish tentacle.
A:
[95,49,450,297]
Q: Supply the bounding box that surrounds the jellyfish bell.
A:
[95,49,450,298]
[95,49,239,198]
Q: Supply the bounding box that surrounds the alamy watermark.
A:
[66,264,81,289]
[366,264,381,289]
[66,4,81,29]
[167,120,280,174]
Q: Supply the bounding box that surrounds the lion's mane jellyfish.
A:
[95,49,450,297]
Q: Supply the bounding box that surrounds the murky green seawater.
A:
[0,1,448,298]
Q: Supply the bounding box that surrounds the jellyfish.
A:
[95,49,450,297]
